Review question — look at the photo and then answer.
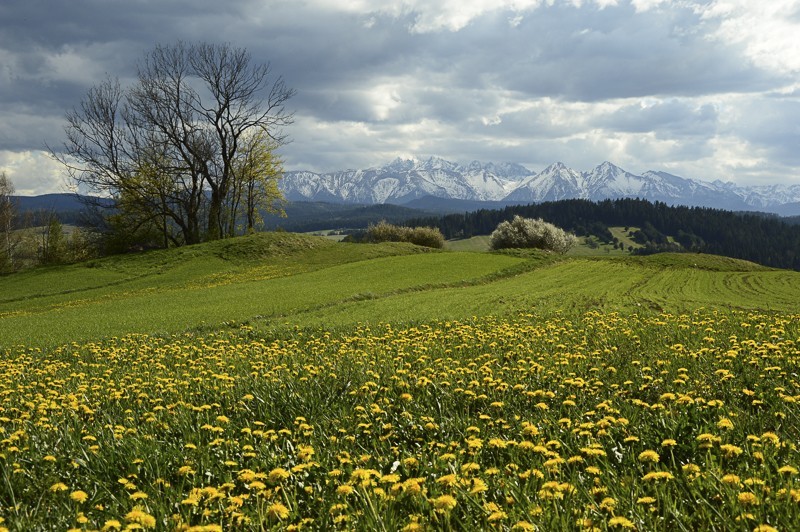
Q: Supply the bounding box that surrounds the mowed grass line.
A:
[0,252,524,348]
[289,255,800,328]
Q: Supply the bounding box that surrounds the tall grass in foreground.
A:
[0,310,798,531]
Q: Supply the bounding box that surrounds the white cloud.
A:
[0,150,68,196]
[699,0,800,74]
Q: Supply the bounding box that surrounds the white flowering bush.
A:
[490,215,577,254]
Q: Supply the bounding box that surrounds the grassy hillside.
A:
[1,232,797,349]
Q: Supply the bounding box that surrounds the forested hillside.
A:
[407,198,800,270]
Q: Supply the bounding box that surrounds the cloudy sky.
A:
[2,0,800,195]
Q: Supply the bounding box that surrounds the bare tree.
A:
[53,42,295,246]
[0,172,16,270]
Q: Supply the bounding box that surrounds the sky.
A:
[2,0,800,195]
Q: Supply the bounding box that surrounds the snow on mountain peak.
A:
[279,157,800,214]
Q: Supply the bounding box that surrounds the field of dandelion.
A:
[1,233,799,531]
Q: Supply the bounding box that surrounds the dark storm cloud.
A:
[2,0,800,192]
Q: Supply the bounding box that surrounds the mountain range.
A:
[282,157,800,216]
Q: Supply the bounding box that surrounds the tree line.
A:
[406,198,800,270]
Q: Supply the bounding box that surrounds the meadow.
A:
[0,232,798,531]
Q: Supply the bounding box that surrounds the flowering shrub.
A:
[490,215,577,253]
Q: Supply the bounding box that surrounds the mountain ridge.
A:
[282,157,800,216]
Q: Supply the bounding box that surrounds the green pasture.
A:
[1,232,798,349]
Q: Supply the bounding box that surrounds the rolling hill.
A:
[2,232,798,349]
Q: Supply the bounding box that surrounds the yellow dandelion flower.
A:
[469,478,488,495]
[761,432,780,445]
[268,467,290,483]
[720,444,743,458]
[637,496,656,504]
[50,482,68,492]
[488,438,507,449]
[433,494,457,512]
[752,525,778,532]
[599,497,616,512]
[638,450,660,463]
[124,508,156,528]
[717,417,734,430]
[266,502,290,520]
[737,492,759,506]
[436,474,458,487]
[101,519,122,531]
[70,490,89,503]
[608,516,636,529]
[661,439,677,447]
[778,465,798,475]
[336,485,354,496]
[642,471,674,482]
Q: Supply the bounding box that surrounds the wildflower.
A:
[129,491,148,500]
[488,438,507,449]
[268,467,291,483]
[297,445,315,461]
[608,516,636,529]
[433,494,457,512]
[70,490,89,503]
[101,520,122,531]
[642,471,674,482]
[720,444,743,458]
[50,482,68,492]
[380,473,401,484]
[177,465,195,476]
[717,417,734,430]
[43,455,56,462]
[737,492,759,506]
[696,433,717,443]
[599,497,616,512]
[778,465,798,475]
[752,525,778,532]
[469,478,488,495]
[761,432,780,445]
[661,439,677,447]
[336,485,354,496]
[638,450,660,463]
[436,474,457,487]
[722,474,741,485]
[124,508,156,528]
[637,496,656,504]
[267,502,290,520]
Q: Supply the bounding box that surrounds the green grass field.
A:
[2,232,795,349]
[1,232,799,531]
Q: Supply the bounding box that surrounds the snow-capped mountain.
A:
[282,156,526,204]
[280,157,800,215]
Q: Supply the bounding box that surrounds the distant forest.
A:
[406,198,800,270]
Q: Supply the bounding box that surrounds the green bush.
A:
[490,215,577,254]
[365,221,444,249]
